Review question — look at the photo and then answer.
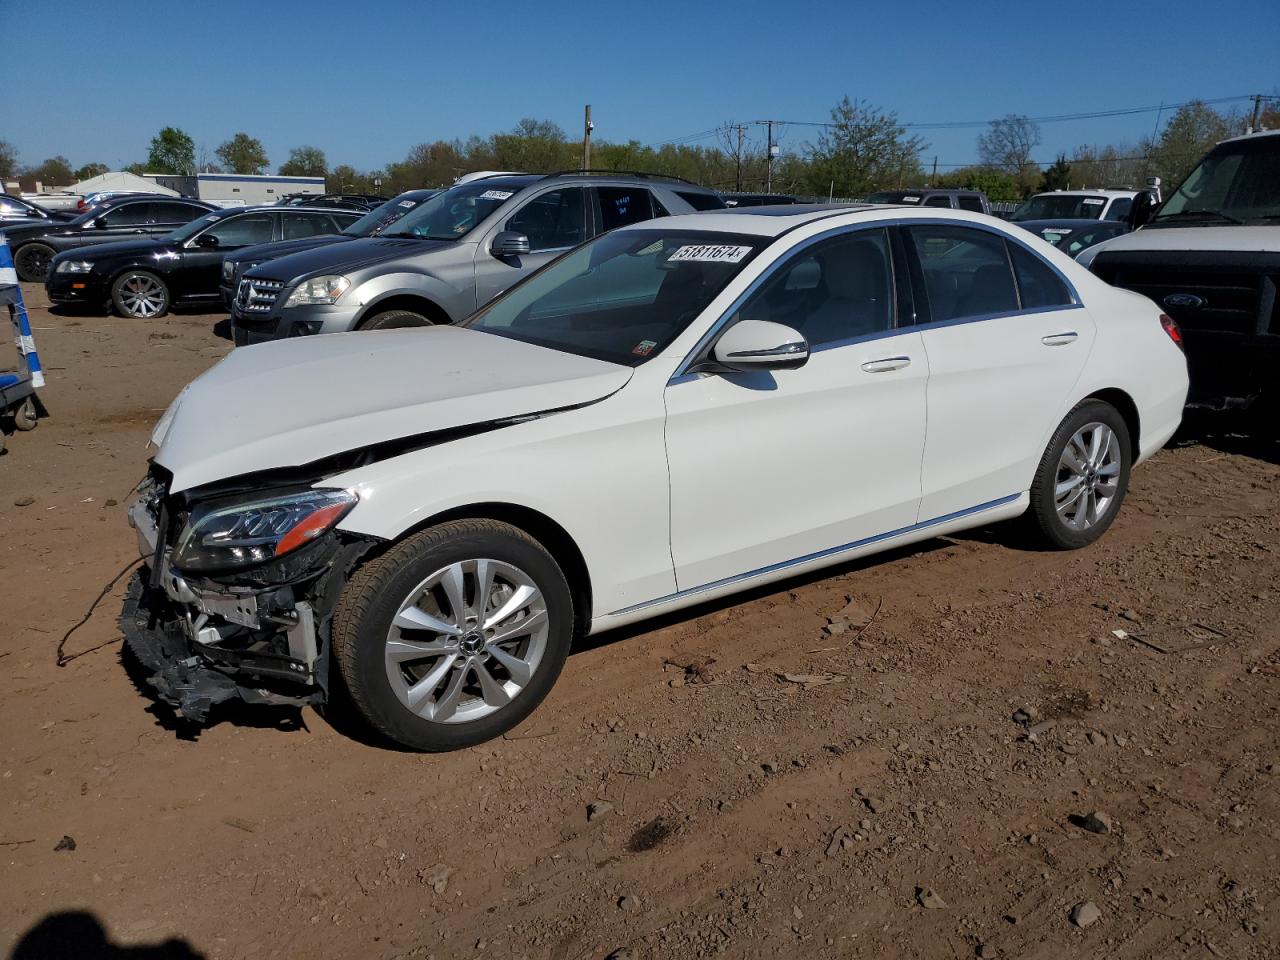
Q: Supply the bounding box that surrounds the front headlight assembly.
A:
[173,488,357,573]
[55,260,94,274]
[221,260,235,281]
[283,274,350,308]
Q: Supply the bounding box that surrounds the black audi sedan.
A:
[218,189,439,305]
[4,195,216,282]
[45,205,359,318]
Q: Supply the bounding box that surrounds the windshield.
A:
[1011,194,1108,221]
[1152,136,1280,225]
[342,196,413,236]
[381,181,529,241]
[463,229,765,366]
[166,212,223,243]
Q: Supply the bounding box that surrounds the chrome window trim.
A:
[667,216,1083,386]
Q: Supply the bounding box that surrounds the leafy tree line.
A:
[2,97,1275,200]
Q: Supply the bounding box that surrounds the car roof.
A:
[1017,218,1123,229]
[460,171,718,193]
[615,203,1021,238]
[1219,127,1280,146]
[1031,189,1136,198]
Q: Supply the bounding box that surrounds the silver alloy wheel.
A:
[1054,421,1121,530]
[384,558,549,724]
[118,274,168,317]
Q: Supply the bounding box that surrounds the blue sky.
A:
[5,0,1277,175]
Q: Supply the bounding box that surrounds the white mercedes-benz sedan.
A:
[125,205,1188,750]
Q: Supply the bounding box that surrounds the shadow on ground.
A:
[10,911,204,959]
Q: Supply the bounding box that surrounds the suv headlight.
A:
[221,260,235,281]
[55,260,94,274]
[284,275,351,308]
[173,488,357,573]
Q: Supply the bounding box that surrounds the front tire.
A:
[111,271,170,318]
[360,309,430,330]
[332,519,573,751]
[1026,399,1131,549]
[14,243,55,282]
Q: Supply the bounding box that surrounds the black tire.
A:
[360,309,430,331]
[1026,399,1132,550]
[111,270,171,319]
[332,519,573,751]
[14,243,55,282]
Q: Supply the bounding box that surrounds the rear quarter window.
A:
[675,191,726,212]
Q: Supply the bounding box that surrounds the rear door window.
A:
[205,213,275,246]
[923,195,953,208]
[282,213,332,240]
[1008,242,1073,309]
[908,224,1019,322]
[101,202,155,226]
[956,195,986,213]
[596,187,658,232]
[151,202,208,224]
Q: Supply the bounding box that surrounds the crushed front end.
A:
[122,466,374,723]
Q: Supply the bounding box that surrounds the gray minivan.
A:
[230,172,724,344]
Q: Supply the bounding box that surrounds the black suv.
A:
[45,205,359,318]
[5,196,216,282]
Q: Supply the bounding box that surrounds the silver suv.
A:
[230,172,724,344]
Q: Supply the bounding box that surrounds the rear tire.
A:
[14,243,55,282]
[332,519,573,751]
[1026,399,1131,550]
[360,309,431,331]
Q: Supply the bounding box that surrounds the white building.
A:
[70,170,180,197]
[150,173,326,207]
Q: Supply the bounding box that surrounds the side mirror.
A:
[711,319,809,372]
[1128,189,1160,231]
[93,217,108,229]
[491,231,531,257]
[195,233,220,248]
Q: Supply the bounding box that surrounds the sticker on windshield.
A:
[632,339,658,357]
[398,200,416,208]
[479,190,514,201]
[667,244,753,264]
[1082,198,1105,205]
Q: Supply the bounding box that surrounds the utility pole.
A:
[582,105,593,171]
[931,155,938,183]
[1249,94,1263,134]
[755,120,779,192]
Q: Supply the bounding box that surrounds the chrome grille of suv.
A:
[235,277,284,314]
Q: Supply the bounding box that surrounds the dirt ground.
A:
[1,281,1277,960]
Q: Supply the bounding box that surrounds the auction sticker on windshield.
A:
[479,190,514,201]
[667,244,753,264]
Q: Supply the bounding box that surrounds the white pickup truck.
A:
[1080,129,1280,412]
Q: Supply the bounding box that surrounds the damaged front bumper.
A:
[122,475,370,724]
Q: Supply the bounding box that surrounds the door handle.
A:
[861,356,911,373]
[1041,331,1079,346]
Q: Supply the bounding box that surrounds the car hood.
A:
[152,325,632,493]
[1101,224,1280,254]
[245,236,460,282]
[1,220,80,241]
[227,234,354,266]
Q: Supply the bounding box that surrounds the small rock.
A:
[371,837,388,849]
[760,761,777,775]
[1011,706,1039,726]
[1087,731,1107,746]
[618,894,640,911]
[14,496,35,507]
[668,675,685,688]
[824,619,850,636]
[916,886,947,910]
[419,863,452,894]
[1119,609,1141,624]
[587,801,614,823]
[104,498,118,507]
[1075,810,1113,835]
[792,904,804,920]
[1070,901,1102,927]
[53,835,76,852]
[606,951,633,960]
[863,795,884,814]
[825,827,850,857]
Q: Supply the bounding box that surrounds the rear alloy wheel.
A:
[1026,399,1131,549]
[14,243,55,282]
[332,520,573,751]
[111,271,171,318]
[361,309,430,331]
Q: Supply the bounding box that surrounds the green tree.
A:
[327,164,384,193]
[1039,154,1072,192]
[216,133,269,175]
[147,126,196,174]
[384,141,466,192]
[491,118,577,172]
[0,139,18,179]
[73,162,110,181]
[27,155,73,185]
[933,166,1022,202]
[803,96,926,197]
[278,145,327,177]
[1149,101,1234,189]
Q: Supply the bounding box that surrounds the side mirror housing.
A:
[491,231,531,258]
[195,233,220,248]
[93,217,108,229]
[711,319,809,372]
[1128,189,1160,231]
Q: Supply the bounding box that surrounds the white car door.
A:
[664,227,929,593]
[905,223,1096,520]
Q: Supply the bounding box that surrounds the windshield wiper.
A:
[1151,209,1244,225]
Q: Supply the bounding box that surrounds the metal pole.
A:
[735,125,743,192]
[1249,94,1262,134]
[766,120,774,192]
[582,105,593,171]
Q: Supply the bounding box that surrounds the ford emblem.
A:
[1163,293,1205,310]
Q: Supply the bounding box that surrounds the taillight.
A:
[1159,313,1184,351]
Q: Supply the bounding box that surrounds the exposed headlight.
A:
[55,260,94,274]
[222,260,235,280]
[284,275,350,307]
[173,488,357,573]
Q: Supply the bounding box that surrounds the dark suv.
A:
[231,171,724,344]
[4,195,216,282]
[866,188,991,215]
